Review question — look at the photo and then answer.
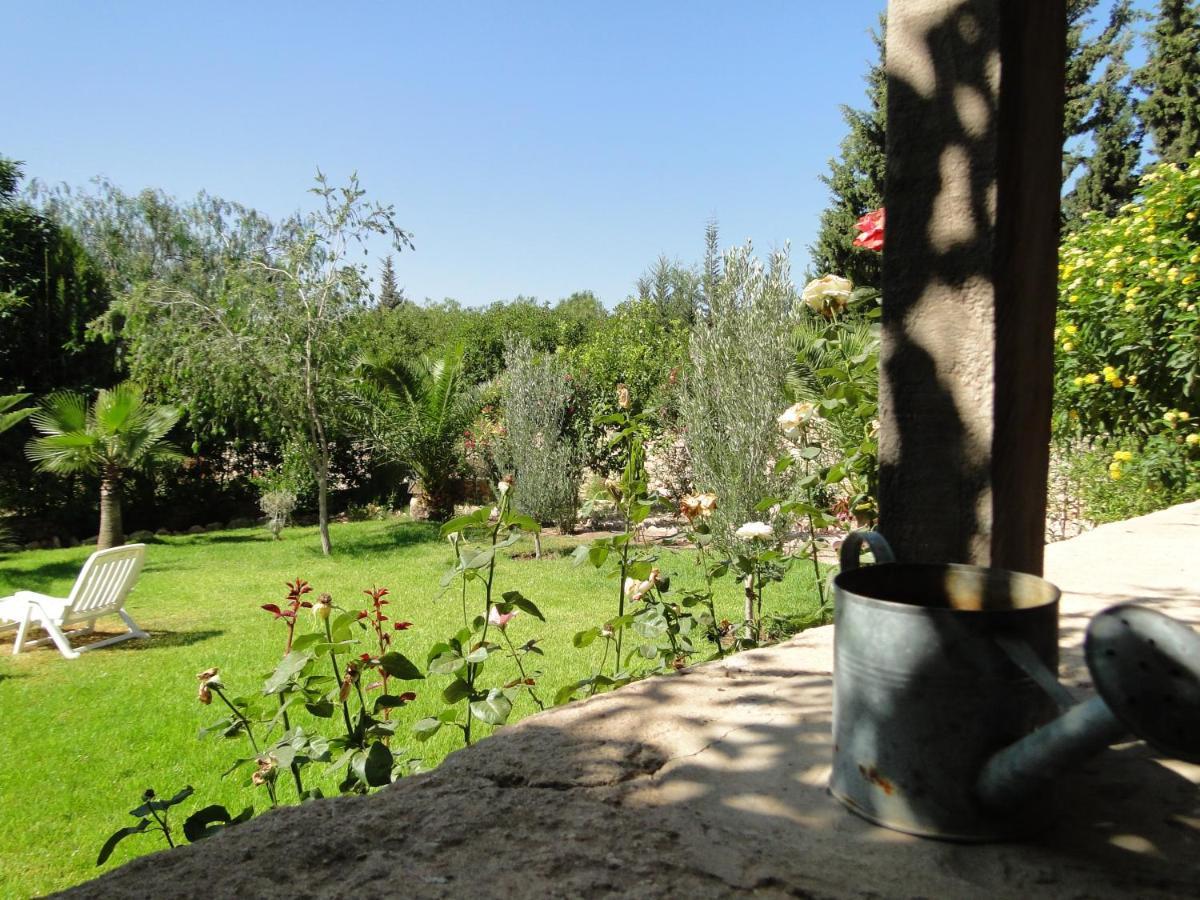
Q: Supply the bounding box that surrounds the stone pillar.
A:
[877,0,1065,574]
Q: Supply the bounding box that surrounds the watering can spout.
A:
[976,696,1126,809]
[977,603,1200,812]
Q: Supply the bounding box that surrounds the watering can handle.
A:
[839,531,896,571]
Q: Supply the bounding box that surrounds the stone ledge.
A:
[64,503,1200,899]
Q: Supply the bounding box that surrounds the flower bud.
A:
[313,593,332,621]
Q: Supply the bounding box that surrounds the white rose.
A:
[777,401,817,439]
[735,521,775,542]
[801,274,853,318]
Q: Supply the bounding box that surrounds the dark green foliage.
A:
[1063,1,1143,228]
[1136,0,1200,164]
[0,158,119,542]
[808,16,885,290]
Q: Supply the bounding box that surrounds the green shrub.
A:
[1054,155,1200,496]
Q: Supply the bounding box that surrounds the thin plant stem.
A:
[696,541,724,658]
[147,808,174,849]
[276,695,305,799]
[502,628,544,710]
[323,619,355,740]
[211,685,278,807]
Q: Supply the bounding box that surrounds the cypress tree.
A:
[1062,1,1142,227]
[377,254,406,310]
[1136,0,1200,165]
[808,15,886,290]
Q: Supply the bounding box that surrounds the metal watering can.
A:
[829,531,1200,841]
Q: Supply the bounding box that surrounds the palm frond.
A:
[0,392,32,435]
[30,391,88,436]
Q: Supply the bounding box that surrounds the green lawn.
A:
[0,518,826,897]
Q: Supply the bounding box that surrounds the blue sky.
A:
[3,1,891,305]
[1,1,1141,307]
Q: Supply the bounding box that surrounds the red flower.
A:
[852,208,885,251]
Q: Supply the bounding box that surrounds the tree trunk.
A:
[533,531,542,560]
[317,451,331,556]
[98,473,123,550]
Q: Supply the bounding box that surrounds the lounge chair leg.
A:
[13,608,33,655]
[44,621,80,660]
[119,610,149,640]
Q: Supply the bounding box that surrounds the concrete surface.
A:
[64,503,1200,899]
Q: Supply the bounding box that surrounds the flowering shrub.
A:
[1055,155,1200,494]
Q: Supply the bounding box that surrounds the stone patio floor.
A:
[66,502,1200,899]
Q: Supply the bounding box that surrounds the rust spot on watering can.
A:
[858,763,895,795]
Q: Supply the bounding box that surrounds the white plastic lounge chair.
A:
[0,544,148,659]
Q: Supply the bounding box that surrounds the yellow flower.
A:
[1068,294,1080,304]
[1064,324,1078,335]
[1062,341,1074,352]
[1127,374,1137,385]
[1181,412,1192,422]
[1113,450,1133,462]
[1108,463,1123,480]
[1111,378,1125,388]
[1187,433,1200,447]
[1125,302,1137,312]
[1102,365,1118,380]
[1165,411,1179,426]
[1073,376,1085,388]
[1183,273,1197,285]
[1188,211,1197,220]
[1085,372,1100,385]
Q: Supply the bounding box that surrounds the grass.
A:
[0,518,827,897]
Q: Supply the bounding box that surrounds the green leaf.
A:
[329,611,359,643]
[290,633,324,653]
[440,508,489,537]
[378,652,423,680]
[263,650,315,695]
[588,544,611,567]
[464,548,495,570]
[413,717,442,741]
[626,560,653,580]
[428,650,466,676]
[182,805,253,843]
[501,590,545,622]
[754,496,781,512]
[362,741,394,787]
[570,544,593,566]
[129,785,194,817]
[774,455,794,474]
[96,819,151,866]
[441,678,471,704]
[305,699,335,718]
[469,689,513,726]
[505,513,541,533]
[572,627,600,648]
[463,645,491,664]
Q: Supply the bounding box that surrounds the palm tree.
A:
[354,347,478,521]
[26,383,183,549]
